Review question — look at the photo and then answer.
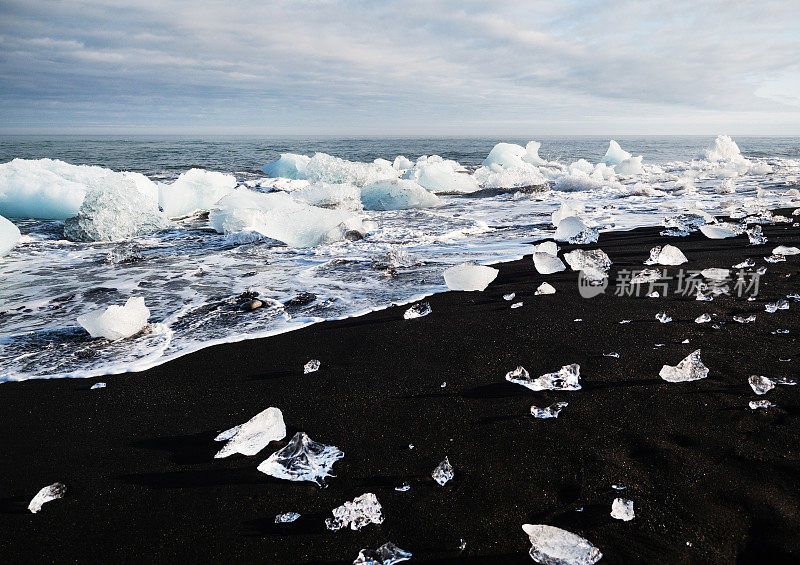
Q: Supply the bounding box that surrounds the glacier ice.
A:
[304,359,321,373]
[0,158,158,220]
[533,252,566,274]
[523,141,548,166]
[404,302,432,319]
[554,216,598,244]
[354,542,412,565]
[158,169,236,217]
[361,179,441,210]
[610,498,635,521]
[482,141,546,170]
[614,156,644,175]
[262,153,311,179]
[293,182,362,210]
[304,153,396,186]
[325,493,383,531]
[522,524,602,565]
[746,225,767,245]
[563,249,611,274]
[511,302,523,309]
[274,512,301,523]
[77,296,150,341]
[209,190,366,248]
[392,155,414,170]
[748,375,774,395]
[28,482,66,513]
[214,407,286,458]
[699,224,738,239]
[531,401,568,419]
[535,282,556,295]
[703,135,747,163]
[0,214,20,257]
[256,431,343,487]
[402,156,479,193]
[506,364,581,391]
[432,456,455,486]
[63,183,168,242]
[602,140,632,166]
[644,244,687,266]
[552,202,585,227]
[504,293,516,301]
[773,245,800,255]
[473,164,546,189]
[443,262,499,291]
[659,350,708,383]
[749,399,775,410]
[532,240,560,255]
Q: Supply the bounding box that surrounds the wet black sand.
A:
[2,211,799,563]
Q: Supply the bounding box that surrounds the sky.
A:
[1,0,799,135]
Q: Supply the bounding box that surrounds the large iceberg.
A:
[63,182,168,242]
[0,214,20,257]
[158,169,236,217]
[209,190,367,248]
[402,156,479,193]
[0,158,157,220]
[361,179,441,210]
[77,296,150,340]
[262,153,310,179]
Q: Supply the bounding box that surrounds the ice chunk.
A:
[506,364,581,391]
[749,399,775,410]
[483,142,528,170]
[765,254,786,263]
[77,297,150,341]
[610,498,635,521]
[733,258,755,268]
[404,302,432,319]
[522,524,602,565]
[563,249,611,274]
[532,241,560,256]
[524,141,547,165]
[28,482,66,513]
[511,302,523,309]
[554,216,598,244]
[371,249,418,270]
[602,140,632,165]
[353,542,412,565]
[531,401,568,419]
[614,156,644,175]
[748,375,774,395]
[393,156,414,170]
[214,407,286,458]
[656,312,672,323]
[535,282,556,295]
[701,268,731,281]
[361,179,441,210]
[645,244,687,266]
[0,214,20,257]
[403,156,479,193]
[304,359,321,373]
[746,225,767,245]
[305,153,396,186]
[533,252,566,274]
[432,456,454,486]
[325,493,383,531]
[90,382,106,389]
[699,224,738,239]
[63,183,167,242]
[765,300,789,313]
[292,182,362,210]
[552,202,585,227]
[773,245,800,255]
[504,293,516,301]
[473,163,547,189]
[209,190,366,248]
[631,268,661,284]
[703,135,746,163]
[256,431,343,487]
[262,153,311,179]
[443,262,499,291]
[158,169,236,217]
[274,512,301,523]
[659,350,708,383]
[733,315,756,324]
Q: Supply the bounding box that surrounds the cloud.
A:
[0,0,798,133]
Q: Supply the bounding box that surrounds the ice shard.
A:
[256,432,343,487]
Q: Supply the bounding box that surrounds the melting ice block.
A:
[361,179,441,210]
[554,216,598,244]
[432,456,454,486]
[533,252,566,274]
[306,152,397,186]
[404,302,432,319]
[773,245,800,256]
[353,541,412,565]
[77,297,150,341]
[535,282,556,295]
[274,512,301,523]
[602,140,632,166]
[0,214,20,257]
[748,375,774,395]
[531,401,568,419]
[749,400,775,410]
[522,524,602,565]
[443,262,499,291]
[552,203,585,227]
[214,407,286,458]
[659,350,708,383]
[262,153,311,179]
[532,241,560,256]
[257,432,343,486]
[402,156,479,193]
[765,300,789,313]
[304,359,321,373]
[563,249,611,274]
[699,224,738,239]
[28,482,66,513]
[506,364,581,391]
[325,493,383,531]
[645,245,687,266]
[610,498,635,521]
[158,169,236,217]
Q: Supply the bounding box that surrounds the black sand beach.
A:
[2,212,799,563]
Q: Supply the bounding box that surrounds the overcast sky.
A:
[1,0,798,135]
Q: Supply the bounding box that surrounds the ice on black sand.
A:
[404,302,431,319]
[506,364,582,391]
[644,244,687,266]
[535,282,556,295]
[531,402,568,419]
[443,262,498,291]
[325,493,383,531]
[749,400,776,410]
[28,482,66,513]
[765,300,789,313]
[257,431,343,487]
[655,311,671,323]
[659,350,708,383]
[353,541,411,565]
[695,314,711,324]
[610,498,635,521]
[748,375,774,395]
[90,382,106,389]
[274,512,300,523]
[521,524,602,565]
[432,457,454,486]
[214,407,286,458]
[304,359,321,373]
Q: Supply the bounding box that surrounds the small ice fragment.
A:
[215,407,286,458]
[90,382,106,389]
[440,381,446,388]
[535,282,556,295]
[610,498,635,521]
[696,290,713,302]
[503,293,516,301]
[432,456,454,486]
[746,225,767,245]
[773,245,800,255]
[654,343,665,348]
[325,493,383,531]
[655,311,672,323]
[443,262,499,291]
[733,315,756,324]
[531,401,568,419]
[749,400,775,410]
[274,512,300,523]
[77,296,149,341]
[631,268,661,284]
[506,364,581,391]
[533,252,567,274]
[772,329,789,334]
[765,300,789,313]
[28,482,66,513]
[682,339,689,343]
[612,484,626,490]
[774,377,796,385]
[511,302,523,309]
[733,258,755,268]
[756,266,767,275]
[748,375,775,395]
[603,352,619,358]
[256,431,343,486]
[404,302,431,319]
[574,318,582,322]
[521,524,602,565]
[659,350,709,383]
[459,539,467,551]
[395,484,411,492]
[788,294,800,301]
[619,319,631,324]
[408,444,414,449]
[353,541,412,565]
[304,359,321,373]
[765,254,786,263]
[645,244,687,266]
[647,291,659,298]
